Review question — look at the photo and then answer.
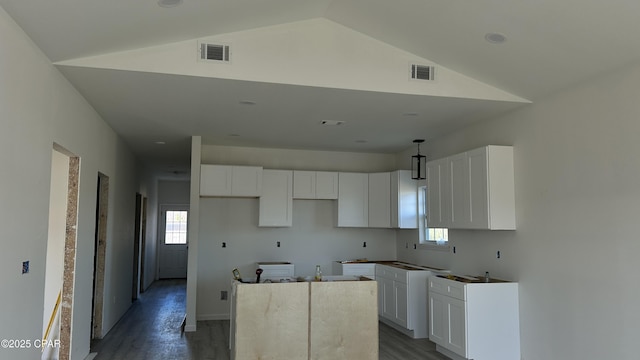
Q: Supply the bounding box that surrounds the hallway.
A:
[91,279,231,359]
[90,279,446,360]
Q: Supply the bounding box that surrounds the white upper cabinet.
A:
[449,152,470,228]
[368,172,391,228]
[390,170,418,229]
[469,146,515,229]
[337,172,369,227]
[293,171,338,199]
[259,170,293,227]
[426,145,515,230]
[314,171,339,199]
[426,159,450,228]
[200,164,263,197]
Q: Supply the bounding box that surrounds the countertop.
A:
[336,259,446,272]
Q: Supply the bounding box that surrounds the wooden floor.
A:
[90,279,449,360]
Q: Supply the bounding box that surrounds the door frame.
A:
[91,172,109,340]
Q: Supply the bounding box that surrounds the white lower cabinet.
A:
[428,276,520,360]
[375,265,430,339]
[332,262,376,279]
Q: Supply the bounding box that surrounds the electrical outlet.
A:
[222,242,226,248]
[277,241,281,248]
[497,250,501,259]
[453,246,456,254]
[363,241,367,247]
[22,261,29,274]
[221,291,228,300]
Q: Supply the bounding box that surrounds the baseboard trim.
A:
[197,313,230,321]
[435,344,466,360]
[378,318,425,339]
[184,324,197,332]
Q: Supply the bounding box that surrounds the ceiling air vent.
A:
[410,64,435,81]
[199,42,230,62]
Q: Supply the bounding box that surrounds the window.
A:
[164,210,188,244]
[418,186,448,244]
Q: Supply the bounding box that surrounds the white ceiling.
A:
[3,0,640,172]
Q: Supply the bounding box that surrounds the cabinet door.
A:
[426,159,450,227]
[315,171,338,199]
[449,153,470,228]
[391,170,418,229]
[231,166,262,196]
[258,170,292,227]
[467,147,489,229]
[337,172,368,227]
[446,296,467,358]
[429,292,447,346]
[368,172,391,228]
[380,276,395,320]
[200,164,233,196]
[394,281,409,328]
[377,278,384,316]
[293,170,316,199]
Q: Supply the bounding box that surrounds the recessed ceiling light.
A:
[485,32,507,44]
[158,0,183,8]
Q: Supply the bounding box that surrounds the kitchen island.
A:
[230,277,378,360]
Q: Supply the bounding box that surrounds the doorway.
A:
[158,205,189,279]
[91,173,109,340]
[132,193,142,301]
[43,145,80,360]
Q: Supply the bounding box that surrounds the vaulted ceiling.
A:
[3,0,640,172]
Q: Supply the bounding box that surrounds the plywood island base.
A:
[231,279,378,360]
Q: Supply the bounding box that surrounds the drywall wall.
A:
[201,144,398,172]
[197,198,396,320]
[397,60,640,359]
[158,180,190,205]
[0,6,139,360]
[57,19,526,103]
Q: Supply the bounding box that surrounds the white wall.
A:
[158,180,190,205]
[58,19,525,103]
[196,145,399,319]
[198,198,397,319]
[397,61,640,359]
[0,6,139,360]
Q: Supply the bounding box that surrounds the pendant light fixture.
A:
[411,139,426,180]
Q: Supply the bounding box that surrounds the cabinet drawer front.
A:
[447,283,466,300]
[376,265,408,281]
[429,277,466,300]
[375,265,397,279]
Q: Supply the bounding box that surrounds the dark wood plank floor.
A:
[90,279,448,360]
